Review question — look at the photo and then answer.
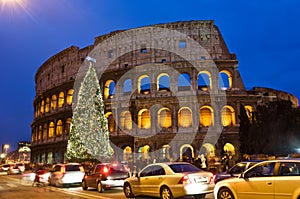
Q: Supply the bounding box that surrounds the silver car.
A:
[214,159,300,199]
[123,162,215,199]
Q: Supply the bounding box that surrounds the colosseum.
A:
[31,20,298,166]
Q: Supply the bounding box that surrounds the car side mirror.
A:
[238,173,244,179]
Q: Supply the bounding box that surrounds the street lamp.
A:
[3,144,9,154]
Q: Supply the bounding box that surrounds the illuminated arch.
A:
[40,100,45,113]
[178,107,193,127]
[105,112,115,133]
[138,75,150,94]
[43,123,47,140]
[65,118,72,134]
[200,106,214,127]
[158,108,172,128]
[120,111,132,130]
[51,95,57,110]
[123,146,132,161]
[104,80,115,99]
[223,143,235,155]
[138,145,150,160]
[45,97,50,112]
[49,122,54,138]
[56,120,63,137]
[66,89,73,105]
[198,71,212,91]
[38,125,42,140]
[138,109,151,129]
[180,144,194,160]
[157,73,170,91]
[58,92,64,108]
[221,105,236,126]
[219,70,232,90]
[244,105,253,121]
[200,143,215,156]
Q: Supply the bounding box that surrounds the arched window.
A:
[178,107,192,127]
[200,106,214,127]
[104,80,115,99]
[51,95,57,110]
[123,146,132,161]
[178,73,191,91]
[124,79,132,94]
[66,89,73,105]
[43,123,47,140]
[106,112,115,133]
[244,105,253,122]
[45,98,50,112]
[221,106,236,126]
[58,92,64,108]
[138,75,150,94]
[38,125,42,141]
[120,111,132,130]
[40,100,45,113]
[219,70,232,90]
[198,71,211,91]
[65,118,72,135]
[56,120,63,137]
[158,108,172,128]
[49,122,55,138]
[157,74,170,91]
[138,109,151,129]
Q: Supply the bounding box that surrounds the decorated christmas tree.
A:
[66,59,114,162]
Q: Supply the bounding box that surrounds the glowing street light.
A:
[3,144,9,154]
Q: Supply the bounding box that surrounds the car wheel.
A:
[218,188,235,199]
[123,182,134,198]
[194,194,205,199]
[82,180,88,190]
[97,182,103,193]
[160,186,173,199]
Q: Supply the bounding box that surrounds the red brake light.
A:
[103,166,109,173]
[178,175,191,184]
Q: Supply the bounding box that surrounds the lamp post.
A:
[3,144,9,163]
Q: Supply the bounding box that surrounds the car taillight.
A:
[103,166,109,173]
[79,166,84,172]
[178,175,191,184]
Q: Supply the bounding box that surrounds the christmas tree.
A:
[66,60,114,162]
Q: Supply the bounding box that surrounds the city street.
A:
[0,172,214,199]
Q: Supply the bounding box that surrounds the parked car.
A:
[48,163,85,187]
[214,159,300,199]
[123,162,215,199]
[82,162,130,192]
[7,163,25,175]
[214,160,261,183]
[0,164,11,172]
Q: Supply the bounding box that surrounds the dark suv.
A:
[82,163,130,192]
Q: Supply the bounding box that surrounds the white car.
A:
[214,159,300,199]
[123,162,215,199]
[48,163,85,187]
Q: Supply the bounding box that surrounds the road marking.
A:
[60,189,114,199]
[7,183,17,188]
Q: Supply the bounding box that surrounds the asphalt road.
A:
[0,172,214,199]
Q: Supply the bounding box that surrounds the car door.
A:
[144,165,166,195]
[236,162,276,199]
[274,162,300,199]
[86,165,102,187]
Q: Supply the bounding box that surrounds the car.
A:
[0,164,11,172]
[214,160,261,183]
[123,162,215,199]
[48,163,85,187]
[214,159,300,199]
[7,163,25,175]
[82,162,131,192]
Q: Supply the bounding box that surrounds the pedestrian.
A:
[200,154,207,170]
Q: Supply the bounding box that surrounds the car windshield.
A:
[109,164,127,172]
[169,163,200,173]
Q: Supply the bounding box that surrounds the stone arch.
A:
[158,107,172,128]
[58,92,64,108]
[221,105,236,126]
[157,73,170,91]
[56,120,63,137]
[178,73,191,91]
[104,80,115,99]
[123,146,132,161]
[219,70,232,90]
[200,105,214,127]
[198,71,212,91]
[244,105,253,121]
[223,142,235,155]
[180,144,194,161]
[200,143,215,156]
[138,109,151,129]
[123,78,132,94]
[178,107,193,127]
[120,111,132,130]
[66,89,73,105]
[105,112,115,133]
[138,75,150,94]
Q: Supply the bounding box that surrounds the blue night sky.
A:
[0,0,299,151]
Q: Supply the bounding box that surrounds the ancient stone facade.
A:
[31,20,298,164]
